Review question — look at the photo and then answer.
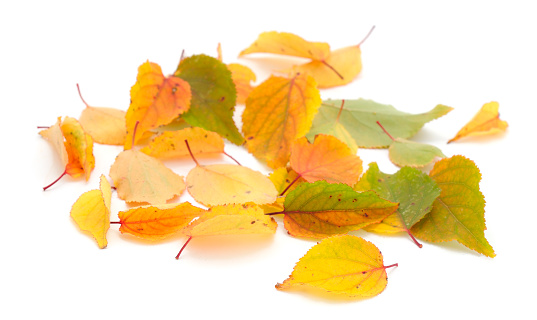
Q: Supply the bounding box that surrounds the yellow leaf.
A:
[70,175,112,248]
[227,63,256,104]
[289,45,362,88]
[140,127,225,159]
[186,163,278,207]
[125,61,191,149]
[448,101,508,143]
[109,149,185,204]
[79,106,126,145]
[183,204,278,237]
[276,235,397,298]
[117,202,205,240]
[242,74,321,168]
[39,117,68,167]
[239,31,331,61]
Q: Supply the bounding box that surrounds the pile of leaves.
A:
[39,30,507,299]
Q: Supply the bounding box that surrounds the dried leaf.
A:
[239,31,330,60]
[186,163,278,207]
[125,61,191,149]
[70,175,111,248]
[389,138,446,168]
[227,63,256,104]
[175,54,244,145]
[290,134,362,185]
[109,149,185,204]
[276,235,397,298]
[80,106,126,145]
[281,181,398,239]
[117,202,205,240]
[448,101,508,143]
[140,127,225,159]
[308,99,452,148]
[411,155,495,257]
[242,74,321,168]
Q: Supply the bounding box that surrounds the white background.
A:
[2,1,536,319]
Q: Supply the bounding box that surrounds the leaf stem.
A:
[335,100,345,123]
[176,236,193,259]
[358,26,376,47]
[279,174,302,196]
[223,151,242,166]
[37,126,50,129]
[184,140,199,166]
[321,60,344,80]
[376,121,396,141]
[43,169,67,191]
[76,83,90,107]
[110,221,121,224]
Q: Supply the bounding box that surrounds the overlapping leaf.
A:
[388,138,446,168]
[242,73,321,168]
[276,235,397,297]
[411,155,495,257]
[70,175,111,248]
[280,181,398,239]
[290,134,362,185]
[175,54,244,145]
[116,202,205,240]
[125,61,191,149]
[307,99,452,148]
[109,150,185,204]
[140,127,225,159]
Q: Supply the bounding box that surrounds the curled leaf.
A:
[276,235,397,298]
[117,202,205,240]
[448,101,508,143]
[70,175,111,248]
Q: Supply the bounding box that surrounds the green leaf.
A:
[280,181,398,239]
[411,155,495,257]
[354,163,441,246]
[307,99,452,148]
[389,138,446,167]
[175,54,244,145]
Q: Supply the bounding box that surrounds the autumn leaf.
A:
[77,84,126,145]
[70,175,111,248]
[274,181,398,239]
[125,61,191,149]
[276,235,397,298]
[227,63,256,104]
[239,31,331,61]
[307,99,453,148]
[175,54,244,145]
[140,127,225,159]
[242,73,321,168]
[115,202,205,240]
[354,163,441,247]
[376,120,446,167]
[177,204,277,258]
[186,160,278,207]
[39,116,95,190]
[448,101,508,143]
[109,149,185,204]
[290,134,363,186]
[411,155,495,257]
[239,29,373,88]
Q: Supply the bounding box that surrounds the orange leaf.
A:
[448,101,508,143]
[39,116,95,189]
[117,202,205,240]
[227,63,256,104]
[125,61,191,149]
[140,127,225,159]
[109,149,185,204]
[70,175,112,248]
[290,134,363,185]
[242,74,321,168]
